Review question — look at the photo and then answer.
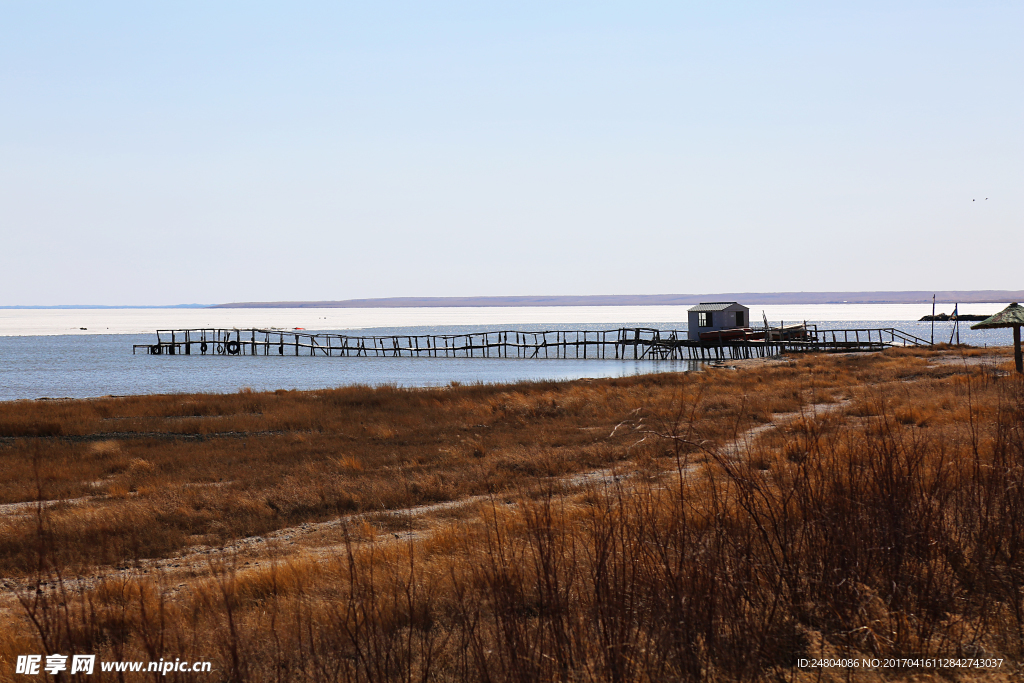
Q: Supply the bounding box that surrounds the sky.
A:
[1,2,1021,306]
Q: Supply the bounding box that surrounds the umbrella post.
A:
[1016,325,1023,374]
[970,303,1024,374]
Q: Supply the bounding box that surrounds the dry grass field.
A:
[1,347,1021,681]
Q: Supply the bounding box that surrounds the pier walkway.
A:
[134,326,930,361]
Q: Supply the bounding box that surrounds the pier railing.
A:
[135,328,704,360]
[134,325,931,362]
[810,327,932,350]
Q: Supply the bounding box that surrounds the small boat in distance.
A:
[765,323,811,341]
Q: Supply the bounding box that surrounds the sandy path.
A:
[0,388,866,610]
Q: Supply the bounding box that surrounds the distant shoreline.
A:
[0,305,209,310]
[210,291,1023,309]
[4,291,1019,309]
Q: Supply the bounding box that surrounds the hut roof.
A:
[688,302,743,312]
[970,303,1024,329]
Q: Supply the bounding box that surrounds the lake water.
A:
[0,304,1013,401]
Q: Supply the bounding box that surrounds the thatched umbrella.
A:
[971,302,1024,373]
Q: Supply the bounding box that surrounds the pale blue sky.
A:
[2,2,1021,305]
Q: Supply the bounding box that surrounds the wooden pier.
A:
[134,326,930,361]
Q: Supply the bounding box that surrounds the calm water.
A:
[0,305,1013,401]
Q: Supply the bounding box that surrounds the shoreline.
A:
[2,345,1013,403]
[6,290,1023,309]
[211,289,1024,308]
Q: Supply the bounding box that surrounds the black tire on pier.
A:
[226,340,241,355]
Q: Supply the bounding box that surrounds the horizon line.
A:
[6,290,1021,309]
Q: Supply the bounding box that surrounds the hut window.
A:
[698,312,713,327]
[735,311,745,326]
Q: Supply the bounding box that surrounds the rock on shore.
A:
[919,313,990,321]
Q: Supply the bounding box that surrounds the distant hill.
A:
[0,304,209,309]
[210,291,1024,308]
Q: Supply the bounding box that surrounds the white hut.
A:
[687,302,749,341]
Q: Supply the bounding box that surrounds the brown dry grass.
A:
[0,360,842,575]
[1,346,1021,681]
